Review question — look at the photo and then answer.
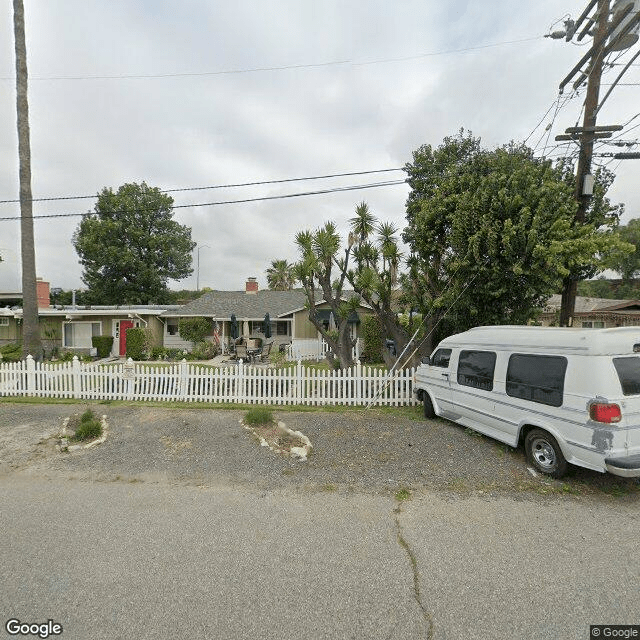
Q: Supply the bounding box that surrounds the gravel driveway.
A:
[1,400,638,500]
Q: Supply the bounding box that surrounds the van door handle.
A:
[441,372,449,378]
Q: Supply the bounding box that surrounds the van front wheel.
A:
[423,393,435,419]
[525,429,568,478]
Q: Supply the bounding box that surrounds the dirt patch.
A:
[243,420,312,460]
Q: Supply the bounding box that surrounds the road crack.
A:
[394,505,434,639]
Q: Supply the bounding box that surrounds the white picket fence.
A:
[0,356,417,407]
[287,338,362,362]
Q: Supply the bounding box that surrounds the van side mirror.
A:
[421,356,431,365]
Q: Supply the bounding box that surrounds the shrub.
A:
[190,341,218,360]
[244,407,275,425]
[150,346,166,360]
[71,409,103,441]
[0,342,22,362]
[269,348,287,368]
[91,335,114,358]
[361,315,384,364]
[178,317,211,344]
[165,348,185,361]
[125,327,151,360]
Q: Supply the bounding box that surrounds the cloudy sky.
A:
[1,0,638,294]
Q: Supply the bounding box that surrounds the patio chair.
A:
[259,341,273,363]
[235,342,248,362]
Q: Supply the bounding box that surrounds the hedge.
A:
[91,335,114,358]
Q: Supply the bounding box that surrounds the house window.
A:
[167,321,179,336]
[62,322,101,348]
[276,321,289,336]
[0,317,9,327]
[506,354,567,407]
[457,350,496,391]
[581,321,604,328]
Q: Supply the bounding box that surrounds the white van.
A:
[413,326,640,478]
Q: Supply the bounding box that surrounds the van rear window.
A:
[613,357,640,396]
[506,354,567,407]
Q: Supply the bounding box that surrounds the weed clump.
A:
[71,409,103,441]
[244,407,275,425]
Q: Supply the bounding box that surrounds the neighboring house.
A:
[161,277,370,358]
[0,279,182,356]
[540,295,640,327]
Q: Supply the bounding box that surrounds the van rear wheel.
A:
[423,393,435,419]
[525,429,568,478]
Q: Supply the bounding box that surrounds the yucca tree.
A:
[294,222,359,369]
[266,259,296,290]
[349,201,375,244]
[346,203,424,368]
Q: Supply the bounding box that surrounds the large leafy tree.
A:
[266,259,296,290]
[294,222,360,369]
[607,218,640,283]
[403,131,630,351]
[73,182,195,304]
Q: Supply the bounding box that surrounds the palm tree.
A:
[13,0,42,360]
[266,259,296,290]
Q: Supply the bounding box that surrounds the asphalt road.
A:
[0,401,638,640]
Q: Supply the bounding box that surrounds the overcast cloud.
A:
[1,1,638,293]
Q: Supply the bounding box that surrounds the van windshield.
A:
[613,357,640,396]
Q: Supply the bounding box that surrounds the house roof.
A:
[543,294,640,314]
[161,289,365,320]
[162,289,308,319]
[11,304,183,318]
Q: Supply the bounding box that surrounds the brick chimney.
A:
[36,278,50,309]
[245,277,258,294]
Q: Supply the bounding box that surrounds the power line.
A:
[0,167,404,205]
[0,179,408,222]
[0,36,543,82]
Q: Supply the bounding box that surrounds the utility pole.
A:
[553,0,640,326]
[196,244,210,292]
[559,0,611,327]
[13,0,42,359]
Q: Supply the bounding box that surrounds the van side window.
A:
[457,350,496,391]
[431,349,452,368]
[506,354,567,407]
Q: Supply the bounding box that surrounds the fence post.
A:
[72,356,81,399]
[179,358,188,401]
[295,360,302,404]
[26,354,35,396]
[236,359,245,404]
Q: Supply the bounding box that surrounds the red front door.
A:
[119,320,134,356]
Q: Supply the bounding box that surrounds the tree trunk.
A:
[559,276,577,327]
[13,0,42,360]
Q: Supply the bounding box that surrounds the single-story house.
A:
[0,279,182,356]
[1,277,371,360]
[539,294,640,327]
[161,277,371,359]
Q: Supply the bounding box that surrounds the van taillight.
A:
[589,403,622,423]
